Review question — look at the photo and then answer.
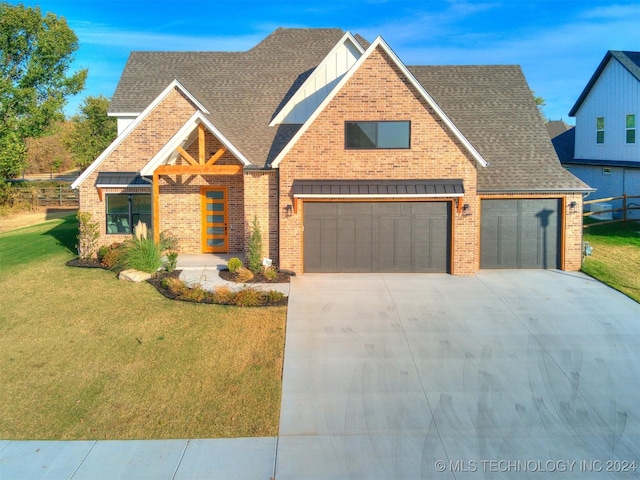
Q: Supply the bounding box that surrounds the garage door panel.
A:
[304,201,450,273]
[481,199,560,269]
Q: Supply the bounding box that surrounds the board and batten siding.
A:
[574,58,640,162]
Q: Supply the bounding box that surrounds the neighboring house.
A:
[564,50,640,218]
[72,28,590,275]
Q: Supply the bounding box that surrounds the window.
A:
[345,121,410,149]
[106,194,151,234]
[596,117,605,144]
[626,114,636,144]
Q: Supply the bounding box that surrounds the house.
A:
[565,50,640,218]
[71,28,590,274]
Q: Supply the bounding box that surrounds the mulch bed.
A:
[218,268,292,284]
[65,258,105,269]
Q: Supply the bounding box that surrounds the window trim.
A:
[596,116,605,144]
[626,114,636,144]
[105,193,152,235]
[344,121,411,149]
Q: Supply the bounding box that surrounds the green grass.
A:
[582,221,640,302]
[0,217,286,439]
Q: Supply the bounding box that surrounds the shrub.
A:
[263,290,286,303]
[246,216,263,274]
[165,251,178,272]
[97,245,109,261]
[161,276,189,296]
[212,286,234,305]
[233,287,262,307]
[100,242,124,269]
[159,230,180,253]
[76,211,100,261]
[235,266,254,283]
[263,266,278,280]
[228,257,242,274]
[121,237,163,273]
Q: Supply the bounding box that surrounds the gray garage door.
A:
[481,199,561,269]
[304,202,450,273]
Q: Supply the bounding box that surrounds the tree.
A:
[0,2,86,177]
[65,96,117,170]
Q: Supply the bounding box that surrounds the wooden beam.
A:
[206,147,227,165]
[153,170,160,244]
[177,146,198,166]
[97,187,103,202]
[457,197,463,214]
[156,164,242,175]
[198,124,205,165]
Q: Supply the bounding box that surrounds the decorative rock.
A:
[119,269,152,283]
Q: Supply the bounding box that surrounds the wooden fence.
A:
[583,194,640,228]
[11,185,78,209]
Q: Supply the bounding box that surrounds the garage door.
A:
[304,202,450,273]
[480,199,561,269]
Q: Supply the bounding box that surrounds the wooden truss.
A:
[152,123,241,242]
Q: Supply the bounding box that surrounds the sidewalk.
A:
[177,254,290,296]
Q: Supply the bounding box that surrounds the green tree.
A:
[65,95,117,170]
[0,2,86,178]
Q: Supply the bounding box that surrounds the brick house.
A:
[71,28,590,275]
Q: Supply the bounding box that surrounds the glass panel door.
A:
[201,187,228,253]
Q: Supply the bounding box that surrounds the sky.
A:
[13,0,640,123]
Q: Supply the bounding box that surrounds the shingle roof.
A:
[110,28,589,192]
[409,65,589,192]
[110,28,346,166]
[569,51,640,117]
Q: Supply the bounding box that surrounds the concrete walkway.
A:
[2,270,639,479]
[177,254,290,296]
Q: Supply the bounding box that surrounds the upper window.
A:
[596,117,605,144]
[626,114,636,144]
[106,193,151,234]
[345,121,410,149]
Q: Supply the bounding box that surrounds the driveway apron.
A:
[276,271,640,479]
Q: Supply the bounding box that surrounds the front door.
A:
[201,187,228,253]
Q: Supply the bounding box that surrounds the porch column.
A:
[153,169,160,244]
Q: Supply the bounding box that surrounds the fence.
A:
[583,194,640,228]
[9,185,78,209]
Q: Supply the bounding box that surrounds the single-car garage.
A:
[303,201,451,273]
[480,198,561,269]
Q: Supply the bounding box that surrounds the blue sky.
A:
[15,0,640,122]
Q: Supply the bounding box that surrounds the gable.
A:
[269,33,364,125]
[570,51,640,117]
[72,85,199,189]
[271,36,487,169]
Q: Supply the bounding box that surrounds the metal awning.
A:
[95,172,151,188]
[292,179,464,198]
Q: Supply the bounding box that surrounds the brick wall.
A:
[77,87,246,255]
[278,46,480,274]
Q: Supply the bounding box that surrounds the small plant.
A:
[76,211,100,261]
[235,266,254,283]
[233,287,262,307]
[228,257,243,274]
[161,276,188,296]
[246,216,263,274]
[122,236,163,273]
[212,286,235,305]
[263,290,286,303]
[165,251,179,272]
[97,245,110,261]
[263,266,278,281]
[100,242,124,269]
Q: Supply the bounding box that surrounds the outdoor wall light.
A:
[283,204,293,216]
[462,203,470,211]
[568,201,578,214]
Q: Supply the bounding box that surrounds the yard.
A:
[0,214,286,440]
[582,221,640,302]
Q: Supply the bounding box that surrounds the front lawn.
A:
[0,216,286,439]
[582,221,640,303]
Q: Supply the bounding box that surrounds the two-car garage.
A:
[303,201,451,273]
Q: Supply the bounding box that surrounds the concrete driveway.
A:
[276,271,640,479]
